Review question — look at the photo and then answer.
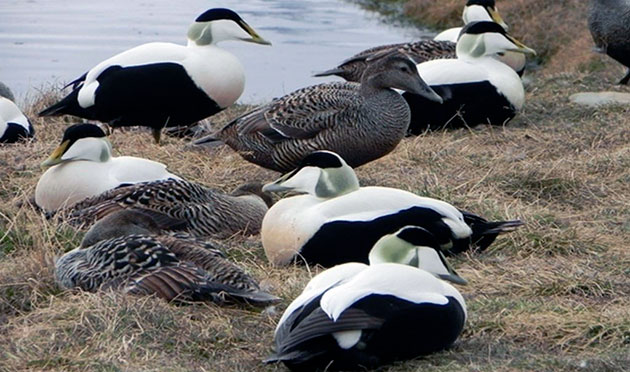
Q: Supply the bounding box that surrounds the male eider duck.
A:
[266,226,467,371]
[0,83,34,143]
[67,179,272,239]
[35,123,179,213]
[39,8,271,143]
[589,0,630,85]
[56,233,279,305]
[195,52,442,172]
[404,21,536,134]
[261,151,523,267]
[434,0,508,42]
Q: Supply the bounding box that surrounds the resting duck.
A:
[261,151,523,267]
[195,52,442,172]
[266,226,467,371]
[404,21,536,134]
[39,8,271,143]
[0,83,34,143]
[56,232,279,305]
[68,179,272,239]
[35,123,179,213]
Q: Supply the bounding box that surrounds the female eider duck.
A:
[35,123,179,213]
[266,226,467,371]
[261,151,523,267]
[195,52,442,172]
[39,8,271,143]
[589,0,630,85]
[404,21,536,134]
[67,179,272,239]
[0,83,34,143]
[56,232,279,305]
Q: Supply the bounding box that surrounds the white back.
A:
[320,263,466,321]
[0,97,30,131]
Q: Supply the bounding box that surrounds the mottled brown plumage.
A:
[314,40,456,82]
[195,53,442,172]
[55,233,279,305]
[67,179,270,238]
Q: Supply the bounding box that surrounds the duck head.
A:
[41,123,112,169]
[463,0,508,30]
[369,226,468,285]
[456,21,536,60]
[361,52,443,102]
[263,151,360,198]
[0,81,15,102]
[187,8,271,46]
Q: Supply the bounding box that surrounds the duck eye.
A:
[400,66,410,73]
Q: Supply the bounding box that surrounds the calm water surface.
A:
[0,0,431,104]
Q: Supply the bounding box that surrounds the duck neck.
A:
[359,75,392,97]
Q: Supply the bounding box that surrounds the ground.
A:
[1,1,629,371]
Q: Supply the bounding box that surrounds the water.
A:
[0,0,430,104]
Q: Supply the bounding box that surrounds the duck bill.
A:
[436,250,468,285]
[240,21,271,45]
[489,7,509,30]
[262,169,298,193]
[41,140,69,169]
[507,36,537,56]
[407,76,443,104]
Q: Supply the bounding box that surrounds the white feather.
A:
[35,138,180,212]
[275,263,367,334]
[320,263,466,321]
[416,57,524,109]
[262,186,470,265]
[433,28,462,42]
[0,97,30,133]
[76,42,244,109]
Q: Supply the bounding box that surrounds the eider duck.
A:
[67,179,272,239]
[404,21,536,134]
[56,233,279,305]
[0,84,34,143]
[266,226,467,371]
[39,8,271,143]
[35,123,179,213]
[313,1,525,85]
[261,151,523,267]
[195,52,442,172]
[434,0,508,42]
[589,0,630,85]
[313,40,456,82]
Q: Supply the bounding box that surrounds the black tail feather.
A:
[450,211,524,254]
[39,89,86,117]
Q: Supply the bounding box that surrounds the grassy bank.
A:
[1,2,630,371]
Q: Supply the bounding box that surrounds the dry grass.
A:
[2,2,630,370]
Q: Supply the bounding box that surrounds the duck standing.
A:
[195,52,442,172]
[39,8,271,143]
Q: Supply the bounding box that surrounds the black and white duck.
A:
[39,8,271,143]
[35,123,179,213]
[266,226,467,371]
[261,151,523,267]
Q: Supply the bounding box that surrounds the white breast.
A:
[35,156,179,212]
[262,186,469,265]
